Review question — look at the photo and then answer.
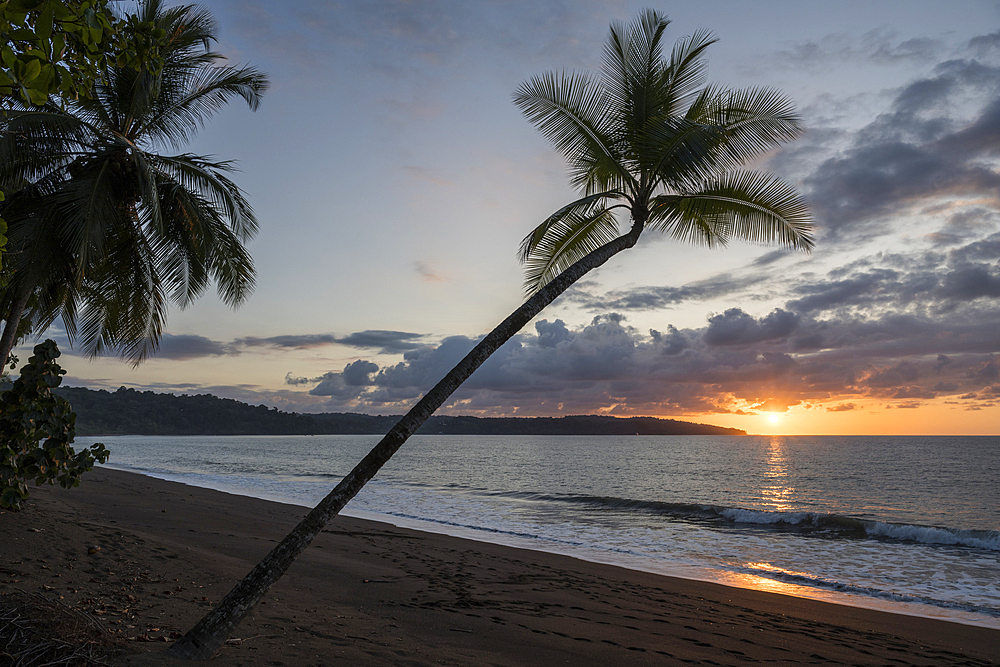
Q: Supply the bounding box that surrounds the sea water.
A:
[78,434,1000,628]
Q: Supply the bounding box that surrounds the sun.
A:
[767,413,781,424]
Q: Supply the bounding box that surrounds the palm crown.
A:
[0,0,267,363]
[514,9,813,293]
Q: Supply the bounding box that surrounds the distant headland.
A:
[56,386,746,437]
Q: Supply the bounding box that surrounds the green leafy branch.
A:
[1,0,165,105]
[0,339,107,510]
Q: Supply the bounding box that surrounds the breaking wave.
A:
[484,491,1000,551]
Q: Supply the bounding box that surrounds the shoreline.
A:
[2,468,998,665]
[100,462,1000,631]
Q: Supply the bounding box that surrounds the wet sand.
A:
[1,468,997,666]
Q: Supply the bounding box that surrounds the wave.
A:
[738,562,1000,618]
[484,491,1000,551]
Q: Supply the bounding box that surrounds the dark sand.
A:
[1,468,997,666]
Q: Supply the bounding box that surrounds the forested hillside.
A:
[56,387,745,436]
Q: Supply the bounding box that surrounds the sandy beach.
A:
[1,467,997,666]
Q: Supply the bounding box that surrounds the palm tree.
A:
[167,9,813,659]
[0,0,267,367]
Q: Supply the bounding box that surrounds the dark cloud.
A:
[309,370,367,400]
[968,31,1000,56]
[342,359,379,386]
[48,332,231,361]
[563,274,761,311]
[233,330,430,355]
[285,372,324,386]
[940,265,1000,300]
[333,330,428,354]
[535,319,571,348]
[704,309,799,346]
[786,268,941,313]
[235,334,340,349]
[862,361,921,389]
[150,334,230,360]
[134,330,432,360]
[767,29,942,73]
[650,325,688,356]
[974,359,999,382]
[751,249,796,267]
[299,288,1000,416]
[804,59,1000,241]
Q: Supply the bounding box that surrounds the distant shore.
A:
[58,385,746,436]
[1,468,997,665]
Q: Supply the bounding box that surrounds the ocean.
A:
[77,434,1000,629]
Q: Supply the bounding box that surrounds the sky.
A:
[21,0,1000,435]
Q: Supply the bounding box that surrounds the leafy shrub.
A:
[0,339,107,510]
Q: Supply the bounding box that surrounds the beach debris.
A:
[0,589,117,665]
[87,546,100,555]
[224,634,260,646]
[134,631,179,642]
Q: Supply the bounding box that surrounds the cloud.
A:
[968,31,1000,57]
[297,287,1000,416]
[234,330,430,355]
[333,330,429,354]
[563,274,761,311]
[149,334,230,360]
[704,309,799,346]
[803,59,1000,241]
[765,29,943,74]
[285,372,324,386]
[235,334,340,349]
[342,359,380,385]
[50,328,433,363]
[414,260,448,282]
[940,265,1000,301]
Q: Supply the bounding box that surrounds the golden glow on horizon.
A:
[660,398,999,436]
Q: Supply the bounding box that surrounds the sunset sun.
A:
[768,414,781,424]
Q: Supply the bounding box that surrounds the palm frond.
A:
[153,153,259,240]
[601,9,672,161]
[46,150,131,274]
[660,29,717,116]
[139,64,268,149]
[521,195,626,293]
[513,72,628,194]
[648,170,813,251]
[519,191,621,262]
[0,110,97,186]
[706,87,804,167]
[73,225,167,363]
[147,183,212,308]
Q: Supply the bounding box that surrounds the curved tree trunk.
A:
[167,220,645,660]
[0,291,30,369]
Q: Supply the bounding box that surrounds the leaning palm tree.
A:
[0,0,266,367]
[167,9,813,659]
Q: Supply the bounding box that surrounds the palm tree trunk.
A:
[167,220,645,660]
[0,290,30,369]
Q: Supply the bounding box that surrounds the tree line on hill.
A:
[56,386,745,437]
